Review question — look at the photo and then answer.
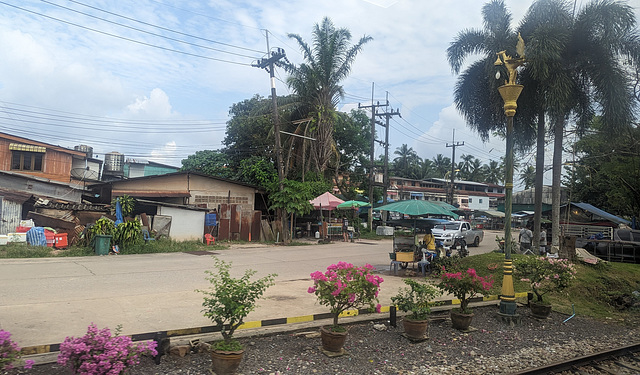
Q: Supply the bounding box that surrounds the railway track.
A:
[511,342,640,375]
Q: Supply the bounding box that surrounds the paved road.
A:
[0,232,501,347]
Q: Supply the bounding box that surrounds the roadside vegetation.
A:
[434,251,640,325]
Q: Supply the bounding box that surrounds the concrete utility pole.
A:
[446,130,464,206]
[253,30,287,239]
[375,91,400,226]
[358,83,388,232]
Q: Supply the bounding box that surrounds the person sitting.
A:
[423,228,436,252]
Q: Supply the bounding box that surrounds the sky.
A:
[1,0,637,189]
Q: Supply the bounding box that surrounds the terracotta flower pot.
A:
[450,309,474,331]
[402,318,429,340]
[530,301,552,319]
[320,326,348,353]
[210,348,245,375]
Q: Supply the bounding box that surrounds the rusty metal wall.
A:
[0,198,22,234]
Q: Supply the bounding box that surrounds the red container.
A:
[45,232,55,247]
[15,226,31,233]
[54,233,68,249]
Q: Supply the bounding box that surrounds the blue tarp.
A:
[115,198,124,226]
[26,227,47,246]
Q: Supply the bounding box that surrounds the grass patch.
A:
[0,239,228,258]
[428,252,640,323]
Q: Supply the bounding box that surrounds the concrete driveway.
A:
[0,232,502,347]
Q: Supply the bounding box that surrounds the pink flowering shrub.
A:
[438,268,494,313]
[309,262,384,327]
[515,256,577,304]
[57,323,158,375]
[0,329,34,371]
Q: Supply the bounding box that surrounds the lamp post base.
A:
[498,300,521,325]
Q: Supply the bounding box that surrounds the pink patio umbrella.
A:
[309,192,344,239]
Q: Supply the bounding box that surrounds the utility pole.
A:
[358,83,387,232]
[446,130,464,206]
[375,92,400,226]
[253,30,287,239]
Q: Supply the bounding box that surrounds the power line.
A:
[63,0,265,54]
[0,1,253,66]
[39,0,262,59]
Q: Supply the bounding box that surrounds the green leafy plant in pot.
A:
[391,278,442,340]
[515,256,577,318]
[197,258,276,374]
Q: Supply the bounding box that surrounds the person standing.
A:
[342,216,349,242]
[539,226,547,255]
[519,224,533,253]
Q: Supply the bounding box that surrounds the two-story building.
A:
[386,176,505,211]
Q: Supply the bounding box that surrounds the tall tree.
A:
[481,159,504,184]
[393,144,422,179]
[519,165,536,190]
[285,17,372,175]
[432,154,452,177]
[521,0,639,248]
[180,150,234,179]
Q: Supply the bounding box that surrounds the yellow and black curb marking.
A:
[21,292,528,356]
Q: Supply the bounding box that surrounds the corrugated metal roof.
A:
[572,202,630,225]
[112,190,191,198]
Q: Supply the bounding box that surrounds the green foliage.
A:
[391,279,442,320]
[222,94,275,169]
[430,255,464,276]
[86,218,116,247]
[197,258,276,345]
[180,150,234,179]
[237,156,277,189]
[267,179,316,217]
[568,120,640,219]
[111,195,135,217]
[515,256,577,304]
[113,220,142,250]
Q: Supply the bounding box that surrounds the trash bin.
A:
[94,235,112,255]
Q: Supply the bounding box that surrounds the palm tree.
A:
[482,160,503,184]
[519,165,536,190]
[468,158,484,182]
[520,0,639,248]
[432,154,452,177]
[447,0,520,142]
[286,17,372,175]
[393,144,422,178]
[459,154,475,179]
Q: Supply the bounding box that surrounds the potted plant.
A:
[515,256,577,318]
[57,323,157,374]
[391,279,442,340]
[308,262,384,354]
[198,258,276,374]
[438,267,493,330]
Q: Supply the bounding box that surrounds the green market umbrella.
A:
[336,200,370,209]
[376,200,458,219]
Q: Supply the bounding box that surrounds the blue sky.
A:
[1,1,635,188]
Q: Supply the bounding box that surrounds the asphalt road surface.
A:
[0,231,501,347]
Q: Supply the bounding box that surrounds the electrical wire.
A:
[39,0,262,59]
[0,1,253,66]
[62,0,266,54]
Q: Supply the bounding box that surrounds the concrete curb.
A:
[21,292,528,365]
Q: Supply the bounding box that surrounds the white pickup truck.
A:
[432,221,484,247]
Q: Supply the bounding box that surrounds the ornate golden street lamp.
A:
[494,34,525,322]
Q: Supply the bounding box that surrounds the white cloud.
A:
[126,88,176,118]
